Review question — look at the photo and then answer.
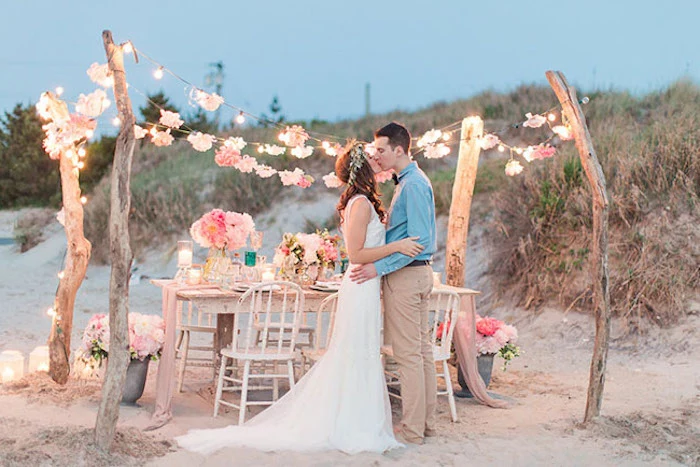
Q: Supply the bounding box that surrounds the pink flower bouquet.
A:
[81,312,166,365]
[475,315,520,369]
[273,230,341,270]
[189,208,255,251]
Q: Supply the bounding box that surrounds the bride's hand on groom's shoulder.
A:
[349,263,377,284]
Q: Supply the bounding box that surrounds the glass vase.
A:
[203,247,230,283]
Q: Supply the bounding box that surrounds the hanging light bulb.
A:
[112,117,121,127]
[46,307,56,317]
[77,161,85,169]
[80,196,88,204]
[85,129,94,139]
[78,148,86,158]
[150,126,158,136]
[235,112,245,125]
[442,132,451,141]
[55,86,64,96]
[257,145,265,153]
[322,141,330,149]
[153,67,164,80]
[581,96,590,105]
[57,271,65,279]
[122,42,134,54]
[548,113,556,122]
[498,145,505,153]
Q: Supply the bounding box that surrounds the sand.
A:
[0,208,698,466]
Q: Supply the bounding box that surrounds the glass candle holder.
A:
[186,266,203,285]
[177,240,194,268]
[261,264,276,282]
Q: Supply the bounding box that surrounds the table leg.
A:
[215,314,234,355]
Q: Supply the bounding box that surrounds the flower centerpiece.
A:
[273,230,342,284]
[189,209,255,281]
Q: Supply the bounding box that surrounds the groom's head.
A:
[373,122,411,172]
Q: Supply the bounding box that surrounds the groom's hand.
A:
[349,263,377,284]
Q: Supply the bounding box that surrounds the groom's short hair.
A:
[375,122,411,155]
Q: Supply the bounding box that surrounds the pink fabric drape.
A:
[452,295,508,408]
[146,281,218,431]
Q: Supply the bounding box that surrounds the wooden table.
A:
[172,282,480,355]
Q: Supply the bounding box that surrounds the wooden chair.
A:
[175,299,217,392]
[383,289,461,422]
[300,292,339,374]
[213,281,304,425]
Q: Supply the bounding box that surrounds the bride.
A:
[176,141,423,454]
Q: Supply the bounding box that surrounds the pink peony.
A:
[476,316,502,337]
[375,170,394,184]
[234,155,258,173]
[296,175,313,188]
[532,145,556,160]
[214,144,242,167]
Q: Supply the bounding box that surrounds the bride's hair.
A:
[336,139,386,225]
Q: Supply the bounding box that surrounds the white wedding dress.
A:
[176,195,401,454]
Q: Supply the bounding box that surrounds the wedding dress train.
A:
[176,195,401,454]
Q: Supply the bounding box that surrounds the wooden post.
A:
[94,30,137,451]
[45,95,92,385]
[546,70,611,422]
[446,116,483,287]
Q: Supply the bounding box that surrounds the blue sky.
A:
[1,0,698,128]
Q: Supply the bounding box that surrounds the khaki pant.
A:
[383,265,436,442]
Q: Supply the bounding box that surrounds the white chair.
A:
[383,289,461,422]
[175,299,217,392]
[300,292,339,374]
[213,281,304,425]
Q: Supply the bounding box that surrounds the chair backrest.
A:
[429,290,460,354]
[176,300,214,328]
[233,281,304,355]
[313,293,339,351]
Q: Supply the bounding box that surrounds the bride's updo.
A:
[335,140,386,225]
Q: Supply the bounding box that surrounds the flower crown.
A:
[347,143,367,186]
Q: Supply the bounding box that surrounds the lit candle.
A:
[0,350,24,383]
[178,249,193,268]
[2,367,14,383]
[187,267,203,285]
[261,264,276,282]
[28,346,50,373]
[177,240,194,268]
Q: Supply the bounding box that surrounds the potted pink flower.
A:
[456,315,520,398]
[189,209,255,281]
[80,312,166,404]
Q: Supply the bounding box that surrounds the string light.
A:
[442,132,451,141]
[55,86,64,96]
[153,67,164,80]
[46,307,56,317]
[548,113,556,122]
[257,146,265,153]
[122,42,134,54]
[235,112,245,125]
[77,161,85,169]
[78,148,86,158]
[85,129,94,139]
[322,141,330,149]
[498,145,505,153]
[80,196,87,204]
[112,117,121,127]
[57,271,65,279]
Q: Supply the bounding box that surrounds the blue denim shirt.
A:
[374,162,436,277]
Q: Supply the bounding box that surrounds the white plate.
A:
[309,282,341,292]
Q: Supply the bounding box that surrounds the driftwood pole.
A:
[94,30,137,451]
[546,70,611,422]
[446,116,483,287]
[45,95,92,385]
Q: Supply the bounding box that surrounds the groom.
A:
[350,122,437,445]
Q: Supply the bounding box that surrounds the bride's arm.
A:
[345,198,422,264]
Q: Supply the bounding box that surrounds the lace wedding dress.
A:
[176,195,401,454]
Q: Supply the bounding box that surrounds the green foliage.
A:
[80,136,116,192]
[0,104,60,207]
